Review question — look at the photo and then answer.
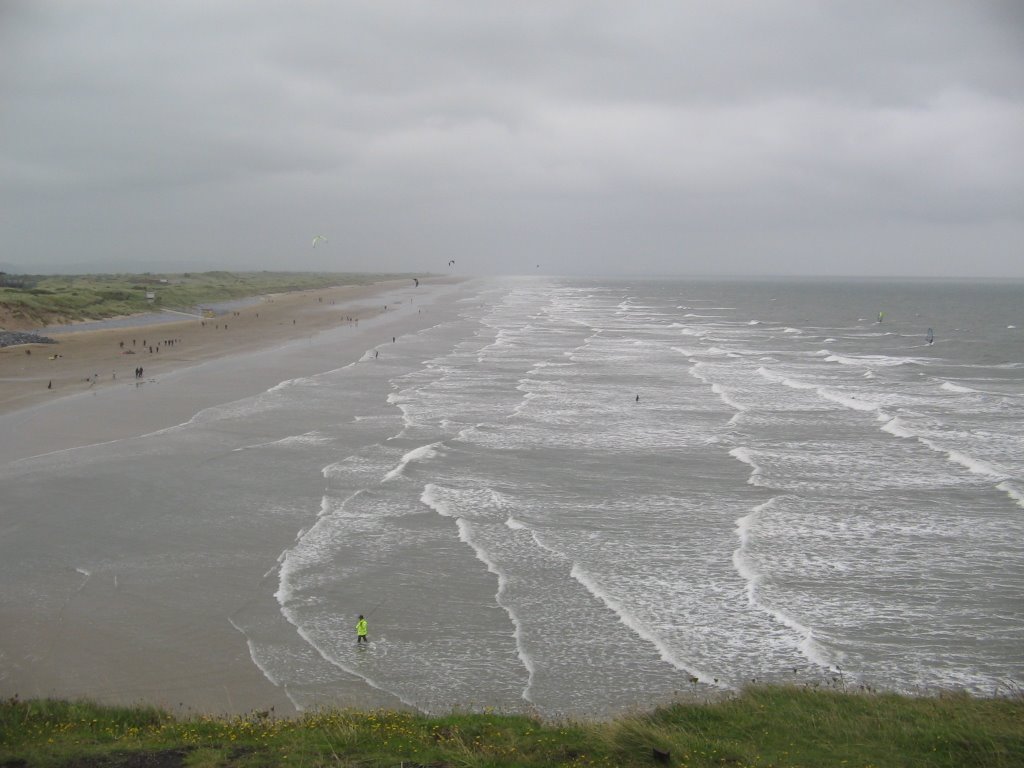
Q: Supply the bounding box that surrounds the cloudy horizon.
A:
[2,1,1022,278]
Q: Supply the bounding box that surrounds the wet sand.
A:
[0,276,465,713]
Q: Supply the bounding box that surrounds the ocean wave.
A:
[729,446,765,486]
[421,484,535,700]
[940,381,977,394]
[732,499,834,671]
[755,366,817,390]
[568,564,720,685]
[382,442,444,482]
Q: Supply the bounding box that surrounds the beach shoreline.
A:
[0,277,459,461]
[0,276,469,715]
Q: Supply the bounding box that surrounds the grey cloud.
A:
[1,1,1022,277]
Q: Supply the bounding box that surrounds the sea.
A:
[1,276,1022,718]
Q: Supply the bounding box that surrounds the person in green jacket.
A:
[356,614,368,644]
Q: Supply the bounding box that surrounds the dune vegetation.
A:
[2,686,1022,767]
[0,271,410,330]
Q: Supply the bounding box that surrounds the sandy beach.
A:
[0,278,454,419]
[0,277,461,462]
[0,276,467,714]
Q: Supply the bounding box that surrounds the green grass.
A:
[0,271,411,327]
[2,687,1021,767]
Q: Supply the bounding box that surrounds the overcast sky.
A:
[2,1,1022,278]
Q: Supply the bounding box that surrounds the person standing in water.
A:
[356,615,368,644]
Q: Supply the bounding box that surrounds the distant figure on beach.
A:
[636,394,640,402]
[356,615,368,644]
[47,380,52,389]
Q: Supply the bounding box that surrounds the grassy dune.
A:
[0,271,411,329]
[2,687,1021,767]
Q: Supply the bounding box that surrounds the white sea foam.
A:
[266,376,314,394]
[824,354,858,365]
[756,366,817,390]
[825,353,920,367]
[420,484,536,700]
[226,616,297,708]
[732,501,767,605]
[732,500,834,670]
[880,416,917,439]
[293,616,418,710]
[233,432,332,452]
[940,381,977,394]
[729,447,764,485]
[569,564,720,685]
[783,327,802,334]
[670,346,700,358]
[505,517,527,530]
[711,383,747,412]
[942,449,1005,480]
[997,481,1024,508]
[382,442,444,481]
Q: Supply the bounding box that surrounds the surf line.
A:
[568,564,721,687]
[732,498,834,672]
[420,483,537,705]
[263,476,419,712]
[878,411,1023,509]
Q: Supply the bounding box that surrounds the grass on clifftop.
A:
[0,271,411,329]
[2,686,1022,767]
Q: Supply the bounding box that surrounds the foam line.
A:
[382,441,444,481]
[711,383,747,412]
[878,416,1020,506]
[880,416,916,439]
[756,366,817,390]
[568,564,721,685]
[728,447,765,486]
[997,482,1024,508]
[292,613,418,710]
[940,381,977,394]
[420,484,535,703]
[226,615,299,711]
[273,516,420,709]
[731,500,833,670]
[233,432,331,452]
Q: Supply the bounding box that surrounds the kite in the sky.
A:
[312,235,328,248]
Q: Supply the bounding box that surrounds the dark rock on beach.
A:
[0,331,58,348]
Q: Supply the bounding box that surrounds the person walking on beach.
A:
[356,615,368,644]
